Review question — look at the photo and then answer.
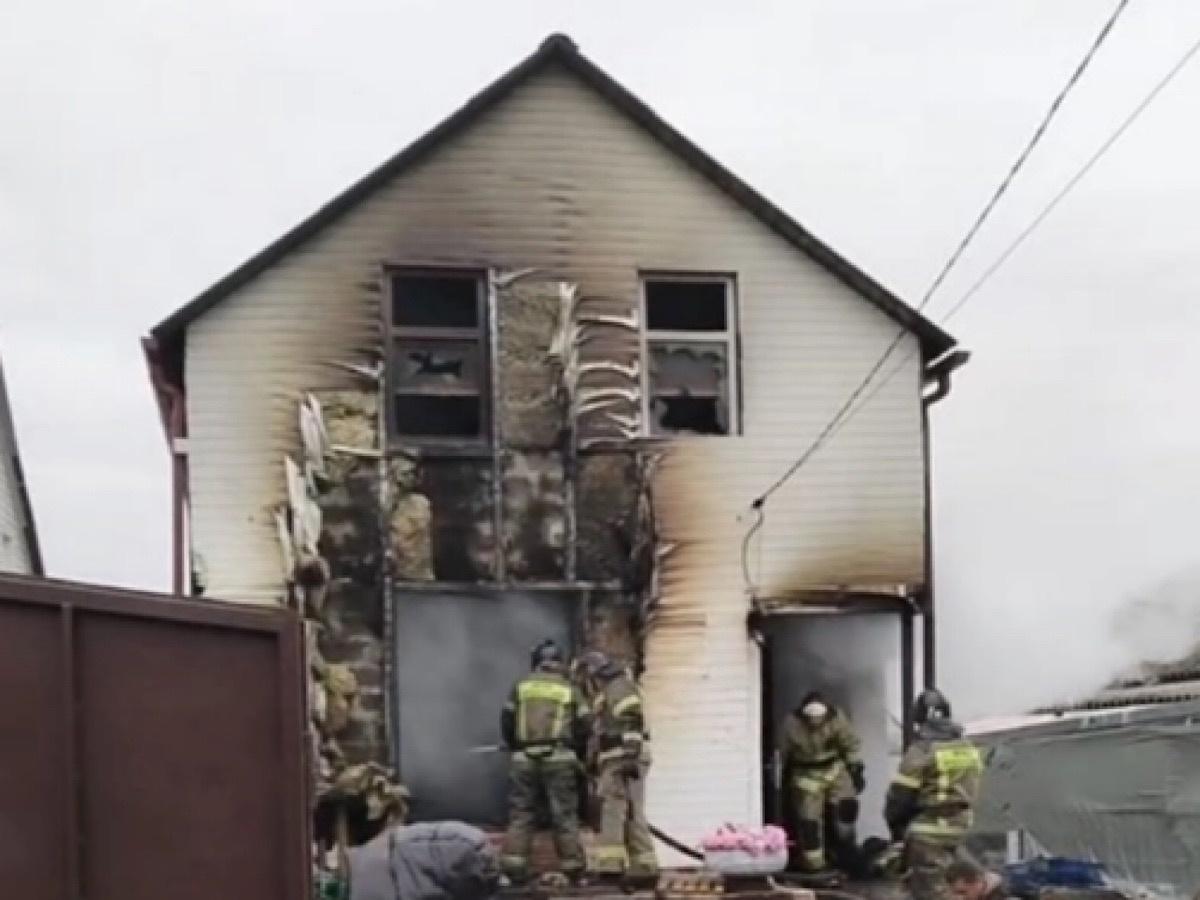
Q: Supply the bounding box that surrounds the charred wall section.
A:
[280,270,668,799]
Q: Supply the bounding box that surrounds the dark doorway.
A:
[392,589,579,824]
[760,613,901,842]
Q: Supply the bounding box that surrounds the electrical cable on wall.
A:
[738,0,1135,592]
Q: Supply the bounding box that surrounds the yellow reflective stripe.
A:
[612,694,641,717]
[552,698,566,741]
[796,777,826,792]
[516,679,573,744]
[892,773,921,789]
[803,849,825,866]
[518,680,573,704]
[592,846,628,873]
[513,748,577,763]
[909,815,972,837]
[934,745,983,773]
[622,731,643,744]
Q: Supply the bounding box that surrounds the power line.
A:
[941,28,1200,324]
[917,0,1131,311]
[832,22,1200,437]
[749,0,1132,511]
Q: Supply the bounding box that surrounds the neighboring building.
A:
[969,658,1200,893]
[143,35,964,852]
[0,358,42,575]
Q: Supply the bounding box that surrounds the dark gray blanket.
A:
[347,822,500,900]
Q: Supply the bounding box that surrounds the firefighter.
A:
[779,691,865,874]
[578,650,659,877]
[884,688,984,900]
[499,639,590,883]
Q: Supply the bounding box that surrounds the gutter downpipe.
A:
[142,337,188,596]
[920,349,970,690]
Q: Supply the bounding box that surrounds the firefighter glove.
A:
[849,761,866,794]
[620,760,641,780]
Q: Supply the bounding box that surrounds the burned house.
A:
[142,35,964,855]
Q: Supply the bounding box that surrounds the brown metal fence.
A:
[0,574,309,900]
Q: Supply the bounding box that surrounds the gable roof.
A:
[149,33,955,363]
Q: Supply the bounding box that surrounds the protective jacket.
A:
[589,668,657,875]
[780,708,862,769]
[591,671,647,767]
[884,718,983,841]
[500,667,588,758]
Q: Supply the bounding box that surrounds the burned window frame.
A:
[384,266,491,447]
[639,273,741,437]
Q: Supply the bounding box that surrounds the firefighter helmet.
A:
[577,649,619,680]
[529,638,564,670]
[913,688,951,725]
[799,690,830,721]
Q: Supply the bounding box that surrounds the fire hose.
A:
[648,824,704,861]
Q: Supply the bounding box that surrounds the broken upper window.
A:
[642,277,738,436]
[388,270,488,442]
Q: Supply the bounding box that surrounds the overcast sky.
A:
[3,0,1200,717]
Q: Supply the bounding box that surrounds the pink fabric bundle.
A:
[699,824,789,856]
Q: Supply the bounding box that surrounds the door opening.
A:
[392,589,580,825]
[760,613,903,846]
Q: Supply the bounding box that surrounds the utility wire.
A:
[919,0,1131,310]
[748,0,1132,511]
[941,27,1200,324]
[825,22,1200,445]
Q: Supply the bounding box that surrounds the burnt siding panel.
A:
[500,451,566,581]
[572,296,642,446]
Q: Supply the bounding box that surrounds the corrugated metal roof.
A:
[1035,679,1200,715]
[1113,649,1200,687]
[1032,644,1200,716]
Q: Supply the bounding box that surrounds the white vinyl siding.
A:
[184,64,925,847]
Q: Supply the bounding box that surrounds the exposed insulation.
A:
[318,457,384,591]
[416,459,496,581]
[389,493,434,581]
[313,389,380,452]
[496,276,564,448]
[501,451,566,580]
[585,593,637,664]
[575,451,640,581]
